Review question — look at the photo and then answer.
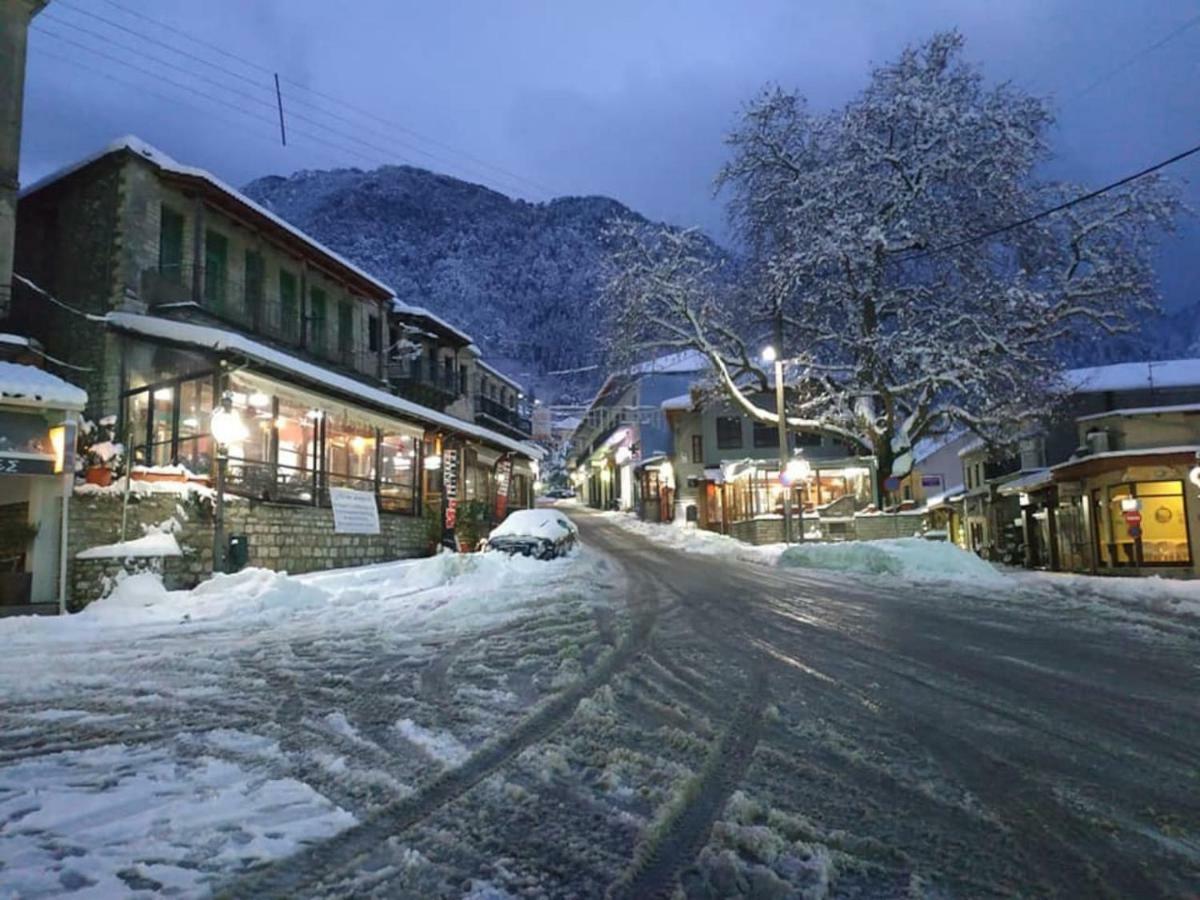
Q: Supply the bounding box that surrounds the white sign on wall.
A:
[329,486,381,535]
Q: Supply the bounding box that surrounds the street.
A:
[3,511,1199,898]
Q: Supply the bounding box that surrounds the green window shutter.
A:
[158,207,184,282]
[310,288,327,349]
[279,269,298,340]
[204,230,228,311]
[244,250,264,320]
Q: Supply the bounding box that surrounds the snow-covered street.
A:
[2,511,1199,897]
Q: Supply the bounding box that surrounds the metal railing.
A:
[388,358,462,409]
[475,395,532,437]
[141,265,376,374]
[222,456,416,514]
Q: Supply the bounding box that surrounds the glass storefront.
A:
[1095,480,1190,568]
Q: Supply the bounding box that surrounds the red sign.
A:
[1122,509,1142,527]
[494,456,513,520]
[443,447,459,528]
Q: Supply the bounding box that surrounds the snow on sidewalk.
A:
[603,512,1200,620]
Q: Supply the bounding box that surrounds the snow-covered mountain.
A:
[242,166,722,401]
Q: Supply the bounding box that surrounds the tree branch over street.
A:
[603,31,1182,487]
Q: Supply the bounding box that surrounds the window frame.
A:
[715,416,743,450]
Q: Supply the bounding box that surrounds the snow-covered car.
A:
[485,509,578,560]
[543,487,576,499]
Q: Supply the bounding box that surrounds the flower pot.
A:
[84,466,113,487]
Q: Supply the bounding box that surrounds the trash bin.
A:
[227,534,250,573]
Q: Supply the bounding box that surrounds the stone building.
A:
[6,136,541,606]
[0,0,47,320]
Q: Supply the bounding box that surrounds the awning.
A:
[996,468,1053,497]
[702,466,725,484]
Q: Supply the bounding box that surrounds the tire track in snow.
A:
[218,594,660,899]
[606,668,768,900]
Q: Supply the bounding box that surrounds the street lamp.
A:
[762,343,795,543]
[210,392,247,574]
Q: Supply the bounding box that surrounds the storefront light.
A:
[49,424,67,474]
[210,396,248,448]
[350,435,368,455]
[153,387,174,401]
[248,392,271,409]
[181,417,200,429]
[1119,497,1140,512]
[423,455,442,471]
[306,409,324,421]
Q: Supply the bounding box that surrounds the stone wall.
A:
[853,511,927,541]
[67,490,431,610]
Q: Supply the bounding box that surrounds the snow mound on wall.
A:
[778,538,1006,584]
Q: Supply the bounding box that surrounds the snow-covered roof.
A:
[1064,358,1200,394]
[922,484,965,509]
[1076,402,1200,423]
[912,430,967,465]
[22,136,394,300]
[0,333,34,349]
[996,469,1053,496]
[0,361,87,411]
[956,437,986,458]
[107,313,542,459]
[475,358,524,393]
[1051,445,1200,472]
[660,393,694,412]
[392,300,475,345]
[628,349,710,375]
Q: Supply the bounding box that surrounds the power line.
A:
[35,11,545,199]
[892,141,1200,266]
[1063,11,1200,104]
[52,0,563,199]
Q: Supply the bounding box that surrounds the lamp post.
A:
[761,342,794,543]
[210,393,246,575]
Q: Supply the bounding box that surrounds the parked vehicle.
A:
[543,487,576,499]
[485,509,578,560]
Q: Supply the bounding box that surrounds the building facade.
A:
[6,137,540,606]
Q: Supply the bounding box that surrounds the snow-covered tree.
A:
[604,31,1181,490]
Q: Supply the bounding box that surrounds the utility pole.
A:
[764,310,795,544]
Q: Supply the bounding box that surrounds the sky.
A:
[19,0,1200,310]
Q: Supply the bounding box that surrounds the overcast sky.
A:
[20,0,1200,308]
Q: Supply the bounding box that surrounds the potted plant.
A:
[454,500,491,553]
[79,418,122,487]
[422,504,444,555]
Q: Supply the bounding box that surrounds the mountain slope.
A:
[243,166,708,399]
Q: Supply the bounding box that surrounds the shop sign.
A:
[0,454,56,476]
[1122,509,1142,529]
[443,446,459,528]
[494,456,513,519]
[329,486,381,535]
[920,475,943,489]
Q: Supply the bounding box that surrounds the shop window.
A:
[274,399,319,501]
[159,206,184,282]
[691,434,703,464]
[379,433,417,513]
[325,416,375,492]
[176,378,214,475]
[643,469,661,500]
[752,421,779,448]
[1099,480,1190,568]
[793,431,821,448]
[204,230,228,311]
[716,416,742,450]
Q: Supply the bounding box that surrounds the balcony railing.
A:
[475,395,532,437]
[388,360,461,410]
[140,265,374,373]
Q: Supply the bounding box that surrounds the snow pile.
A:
[778,538,1007,585]
[0,359,87,409]
[1013,570,1200,619]
[489,508,577,542]
[393,718,470,766]
[602,512,788,564]
[76,531,182,560]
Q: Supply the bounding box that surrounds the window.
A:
[691,434,703,464]
[244,250,264,323]
[716,416,742,450]
[309,288,327,351]
[794,431,822,447]
[203,230,228,311]
[368,315,381,353]
[159,206,184,282]
[379,433,418,513]
[1099,480,1190,568]
[122,374,214,472]
[752,421,779,448]
[337,301,354,357]
[459,365,468,395]
[279,269,299,342]
[325,415,375,491]
[443,356,454,387]
[176,378,214,475]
